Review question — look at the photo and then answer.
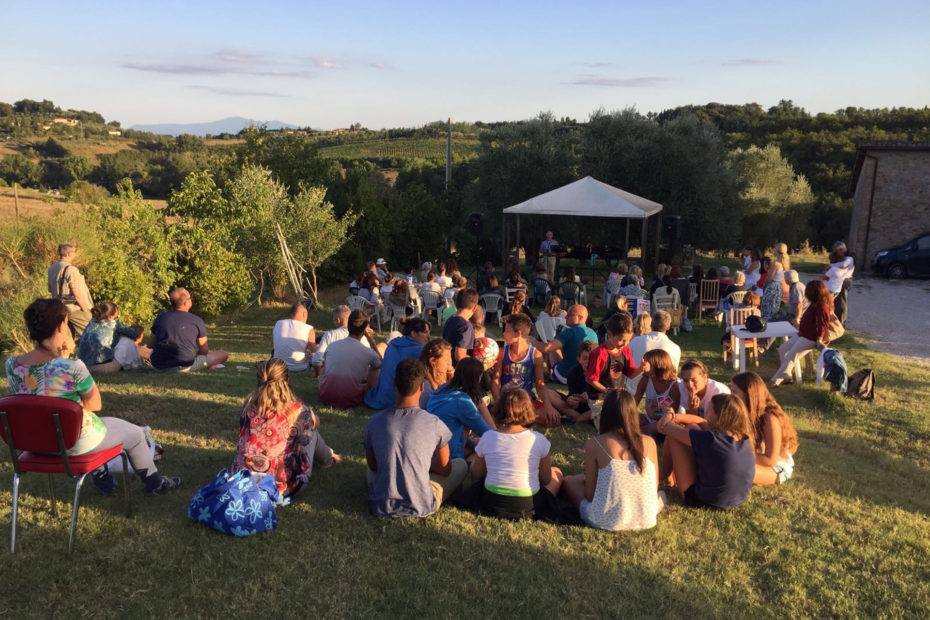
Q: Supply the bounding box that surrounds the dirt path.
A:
[835,274,930,362]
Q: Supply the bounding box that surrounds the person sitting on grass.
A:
[731,372,799,485]
[231,358,341,499]
[7,298,180,496]
[532,304,598,385]
[492,313,560,427]
[633,349,681,437]
[462,389,564,522]
[678,359,731,418]
[78,301,144,373]
[147,287,229,372]
[656,393,755,509]
[427,357,494,461]
[549,339,596,424]
[319,310,383,409]
[272,302,316,373]
[365,317,431,410]
[501,289,534,322]
[585,312,641,401]
[442,288,479,365]
[419,338,453,408]
[563,389,664,531]
[364,358,468,518]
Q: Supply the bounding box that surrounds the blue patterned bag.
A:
[188,468,279,537]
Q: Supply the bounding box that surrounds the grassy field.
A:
[0,187,167,220]
[1,293,928,618]
[317,137,479,161]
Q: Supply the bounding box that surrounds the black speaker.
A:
[467,212,484,236]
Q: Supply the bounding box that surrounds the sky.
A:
[2,0,928,130]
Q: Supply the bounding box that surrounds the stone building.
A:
[849,141,930,269]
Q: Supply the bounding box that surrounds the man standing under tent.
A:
[539,231,559,283]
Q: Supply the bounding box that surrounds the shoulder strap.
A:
[592,436,614,460]
[56,263,70,297]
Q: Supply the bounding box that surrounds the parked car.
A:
[872,232,930,278]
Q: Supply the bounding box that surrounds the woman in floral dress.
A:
[231,358,341,498]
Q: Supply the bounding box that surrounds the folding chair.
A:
[699,279,720,321]
[0,395,132,557]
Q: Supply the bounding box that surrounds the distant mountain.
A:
[130,116,298,137]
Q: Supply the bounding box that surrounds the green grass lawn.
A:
[2,297,929,618]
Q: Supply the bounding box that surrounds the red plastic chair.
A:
[0,394,132,556]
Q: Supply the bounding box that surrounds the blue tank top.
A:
[501,344,536,398]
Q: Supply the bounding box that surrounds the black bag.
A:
[745,315,767,333]
[845,369,875,401]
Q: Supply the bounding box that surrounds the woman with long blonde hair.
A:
[231,358,341,498]
[731,372,798,485]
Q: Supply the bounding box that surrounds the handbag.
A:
[188,468,280,537]
[745,315,767,333]
[826,313,845,342]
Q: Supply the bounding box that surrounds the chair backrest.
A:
[421,291,442,310]
[531,279,550,305]
[480,293,504,314]
[728,307,756,329]
[504,287,522,303]
[346,295,368,312]
[535,316,557,342]
[728,290,748,305]
[0,395,84,453]
[700,279,720,304]
[557,281,582,309]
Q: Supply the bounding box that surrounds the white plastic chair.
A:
[346,295,382,331]
[480,293,505,328]
[420,291,443,326]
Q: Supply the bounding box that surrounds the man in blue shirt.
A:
[146,288,228,372]
[530,304,597,385]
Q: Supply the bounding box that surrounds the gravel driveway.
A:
[810,274,930,363]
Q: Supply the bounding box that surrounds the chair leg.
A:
[47,473,57,517]
[120,452,132,517]
[11,473,20,553]
[68,473,89,558]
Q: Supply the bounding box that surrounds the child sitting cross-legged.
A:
[633,349,681,436]
[586,312,641,401]
[458,389,564,522]
[549,339,597,424]
[491,313,560,427]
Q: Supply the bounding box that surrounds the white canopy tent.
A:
[501,176,664,269]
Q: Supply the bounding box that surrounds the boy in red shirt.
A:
[586,312,640,398]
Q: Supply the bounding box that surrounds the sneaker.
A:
[92,470,119,497]
[145,476,181,496]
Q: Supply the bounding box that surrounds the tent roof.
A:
[502,176,662,219]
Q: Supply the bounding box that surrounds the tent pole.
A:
[654,212,662,272]
[515,215,521,267]
[625,220,630,259]
[641,217,648,269]
[501,216,507,271]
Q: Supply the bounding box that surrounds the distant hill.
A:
[130,116,298,137]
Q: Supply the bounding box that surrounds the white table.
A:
[731,321,797,372]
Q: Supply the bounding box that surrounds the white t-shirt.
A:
[435,275,453,289]
[626,331,682,393]
[312,326,370,367]
[475,429,550,496]
[678,378,730,418]
[824,257,855,294]
[273,318,314,371]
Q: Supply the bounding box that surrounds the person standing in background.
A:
[48,243,94,338]
[539,231,559,284]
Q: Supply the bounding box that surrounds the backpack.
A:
[845,369,875,401]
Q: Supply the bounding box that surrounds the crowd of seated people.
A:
[13,244,830,532]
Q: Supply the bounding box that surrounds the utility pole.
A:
[445,117,452,189]
[13,182,20,218]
